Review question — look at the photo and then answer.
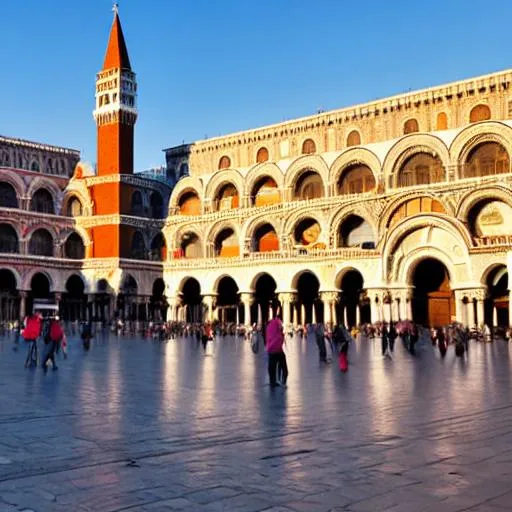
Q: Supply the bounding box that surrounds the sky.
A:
[1,0,511,172]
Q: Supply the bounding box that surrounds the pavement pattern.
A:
[0,331,512,512]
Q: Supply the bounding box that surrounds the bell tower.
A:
[93,4,137,177]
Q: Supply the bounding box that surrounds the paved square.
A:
[1,333,512,511]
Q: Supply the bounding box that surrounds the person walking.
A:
[381,322,390,357]
[315,323,328,362]
[23,312,42,368]
[265,313,288,388]
[42,316,63,372]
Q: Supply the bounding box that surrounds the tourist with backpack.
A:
[22,312,42,368]
[42,316,63,372]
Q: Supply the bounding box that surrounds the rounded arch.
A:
[28,228,54,257]
[64,232,85,259]
[346,130,361,147]
[169,176,204,211]
[206,220,240,246]
[483,264,509,328]
[30,187,55,214]
[242,215,280,243]
[150,191,164,218]
[252,223,279,252]
[293,270,321,324]
[470,104,491,123]
[0,170,25,200]
[283,208,324,240]
[214,227,239,258]
[301,138,317,155]
[256,146,269,163]
[204,169,244,205]
[120,273,138,295]
[329,147,382,191]
[180,277,202,322]
[150,233,167,261]
[456,186,512,220]
[176,230,203,259]
[383,195,449,231]
[0,182,19,208]
[0,267,21,290]
[215,275,239,304]
[462,141,510,179]
[337,164,376,195]
[243,162,284,197]
[337,214,376,248]
[218,155,232,170]
[450,121,512,174]
[403,118,419,134]
[290,268,322,291]
[29,272,52,299]
[130,230,147,260]
[250,176,280,207]
[284,155,329,195]
[382,133,450,189]
[131,190,144,216]
[0,223,19,254]
[64,195,83,217]
[26,177,60,208]
[436,112,448,131]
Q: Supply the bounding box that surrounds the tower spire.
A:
[103,3,131,71]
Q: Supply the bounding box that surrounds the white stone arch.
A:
[290,268,322,291]
[284,154,330,197]
[456,185,512,222]
[378,190,452,234]
[282,206,325,236]
[329,147,382,193]
[25,222,58,242]
[27,176,62,212]
[334,265,367,290]
[449,121,512,176]
[0,266,22,289]
[241,214,282,243]
[212,273,241,295]
[169,176,204,211]
[60,225,91,247]
[243,162,284,197]
[204,169,244,204]
[383,216,473,285]
[206,220,241,253]
[61,190,91,217]
[23,268,56,292]
[480,262,508,286]
[382,133,450,189]
[176,275,202,295]
[329,204,378,248]
[247,271,279,293]
[0,169,26,202]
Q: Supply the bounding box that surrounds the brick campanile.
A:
[88,7,139,258]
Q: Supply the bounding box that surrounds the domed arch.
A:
[28,228,54,257]
[0,170,25,203]
[25,222,58,242]
[24,269,55,294]
[0,224,19,254]
[27,177,61,210]
[282,208,325,240]
[204,169,244,208]
[0,267,22,289]
[251,222,280,252]
[379,193,451,233]
[243,162,284,197]
[241,214,281,242]
[382,133,450,189]
[169,176,204,211]
[30,187,56,214]
[62,194,84,217]
[63,231,85,259]
[330,207,377,248]
[0,182,19,209]
[207,219,240,245]
[329,147,381,192]
[284,155,329,196]
[450,121,512,176]
[290,269,322,290]
[176,230,203,259]
[456,186,512,221]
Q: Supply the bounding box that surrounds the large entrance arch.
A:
[216,276,239,324]
[412,258,454,327]
[117,275,138,321]
[252,273,277,326]
[62,275,86,321]
[28,273,51,315]
[295,271,321,324]
[181,278,201,323]
[0,269,19,322]
[337,270,369,327]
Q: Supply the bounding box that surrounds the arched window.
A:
[180,233,202,258]
[397,153,445,187]
[403,119,419,135]
[216,183,239,211]
[436,112,448,130]
[66,197,83,217]
[214,228,239,258]
[302,139,316,155]
[470,104,491,123]
[130,231,147,260]
[218,156,231,170]
[346,130,361,147]
[150,234,166,261]
[253,224,279,252]
[252,177,279,206]
[178,191,201,215]
[294,170,323,200]
[338,165,376,194]
[150,192,164,218]
[256,147,269,163]
[0,182,18,208]
[463,142,510,178]
[30,160,40,172]
[64,232,85,259]
[131,190,143,216]
[30,188,55,214]
[28,228,54,257]
[0,224,19,253]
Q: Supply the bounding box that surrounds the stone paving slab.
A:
[1,333,512,511]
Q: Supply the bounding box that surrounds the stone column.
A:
[320,291,338,329]
[476,299,485,327]
[467,299,475,328]
[278,292,295,328]
[19,291,28,321]
[369,294,379,323]
[239,292,253,326]
[454,290,466,325]
[202,294,216,323]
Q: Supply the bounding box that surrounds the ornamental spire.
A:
[102,3,131,71]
